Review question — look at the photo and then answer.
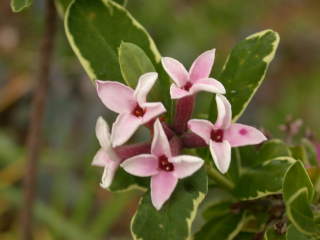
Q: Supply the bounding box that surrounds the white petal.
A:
[215,94,232,129]
[151,119,171,158]
[171,155,204,179]
[95,116,111,148]
[134,72,158,104]
[209,140,231,174]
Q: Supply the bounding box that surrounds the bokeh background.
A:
[1,0,319,239]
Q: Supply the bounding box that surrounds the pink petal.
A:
[92,148,109,167]
[111,114,141,147]
[171,155,204,179]
[92,147,120,167]
[215,94,232,129]
[209,140,231,174]
[121,154,159,177]
[95,117,111,148]
[151,119,171,158]
[151,171,178,210]
[170,84,191,99]
[141,102,166,124]
[134,72,158,104]
[224,123,267,147]
[189,78,226,95]
[100,158,121,188]
[188,119,214,144]
[189,49,215,82]
[161,57,189,87]
[96,80,135,114]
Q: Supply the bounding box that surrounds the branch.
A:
[20,1,57,239]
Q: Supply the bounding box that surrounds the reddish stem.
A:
[169,136,182,156]
[181,132,207,148]
[115,142,151,161]
[173,95,195,134]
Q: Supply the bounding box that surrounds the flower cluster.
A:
[92,50,267,210]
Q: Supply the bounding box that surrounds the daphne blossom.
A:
[121,119,204,210]
[92,117,121,188]
[188,95,267,174]
[161,49,225,99]
[96,72,166,147]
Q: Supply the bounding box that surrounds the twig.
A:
[20,1,57,239]
[206,164,234,190]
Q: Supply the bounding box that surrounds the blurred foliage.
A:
[0,0,320,239]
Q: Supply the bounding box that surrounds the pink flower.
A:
[161,49,226,99]
[92,117,121,189]
[96,72,166,147]
[188,95,267,174]
[121,119,204,210]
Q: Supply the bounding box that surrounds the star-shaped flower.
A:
[92,117,121,188]
[161,49,226,99]
[188,95,267,174]
[96,72,166,147]
[121,119,204,210]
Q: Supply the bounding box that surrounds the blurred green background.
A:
[0,0,319,239]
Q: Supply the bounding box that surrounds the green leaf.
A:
[264,228,286,240]
[131,168,207,240]
[195,211,249,240]
[234,157,295,200]
[286,225,309,240]
[55,0,73,17]
[301,138,319,167]
[11,0,32,12]
[213,29,280,121]
[202,201,233,221]
[108,168,147,192]
[65,0,161,82]
[118,42,155,88]
[240,139,291,167]
[234,232,255,240]
[65,0,171,112]
[285,188,320,236]
[283,161,314,203]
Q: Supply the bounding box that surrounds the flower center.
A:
[132,104,145,117]
[158,155,174,172]
[183,81,193,91]
[211,129,224,142]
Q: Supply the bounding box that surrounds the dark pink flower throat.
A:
[211,129,224,142]
[158,155,174,172]
[132,104,145,117]
[183,81,193,91]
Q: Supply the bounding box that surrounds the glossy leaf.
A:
[11,0,32,12]
[285,188,320,236]
[108,168,147,192]
[195,211,248,240]
[234,157,295,200]
[131,168,207,240]
[286,225,309,240]
[55,0,73,17]
[118,42,155,88]
[240,139,291,167]
[301,138,318,167]
[211,29,280,121]
[283,161,314,203]
[264,228,286,240]
[65,0,161,82]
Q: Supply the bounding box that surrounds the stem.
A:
[173,95,195,134]
[169,136,182,156]
[181,132,207,148]
[21,1,57,239]
[206,164,234,190]
[115,142,151,160]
